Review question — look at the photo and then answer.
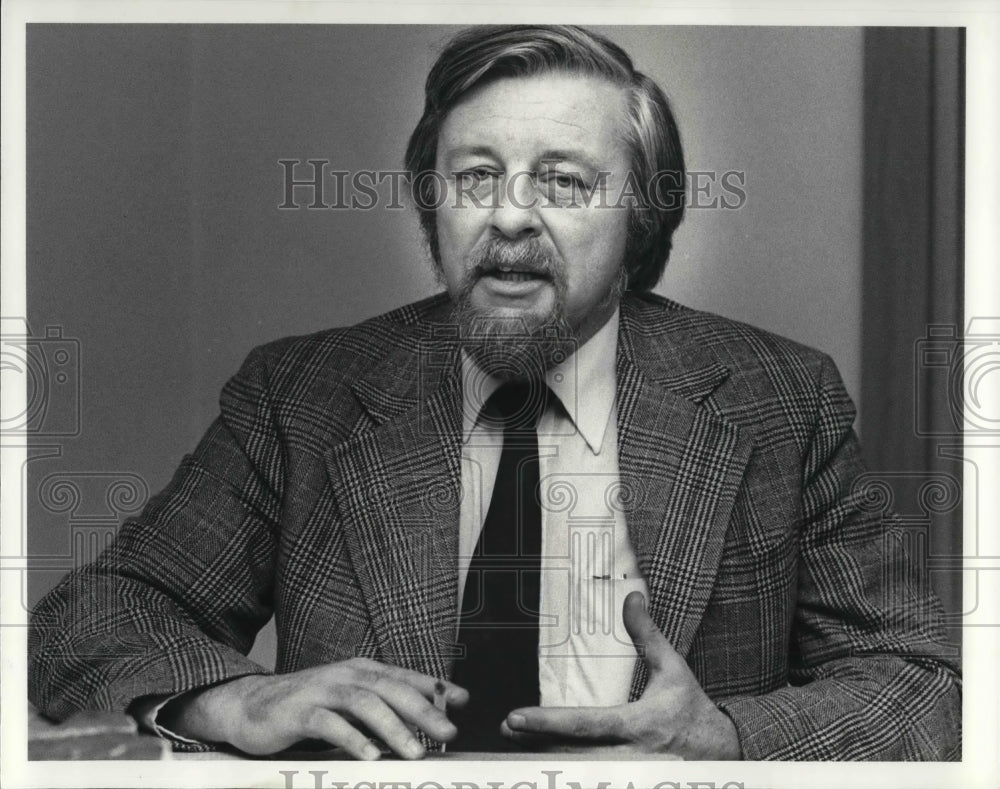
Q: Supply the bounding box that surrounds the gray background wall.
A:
[26,25,864,666]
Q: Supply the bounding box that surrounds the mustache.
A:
[469,238,556,279]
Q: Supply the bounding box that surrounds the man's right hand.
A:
[157,657,469,760]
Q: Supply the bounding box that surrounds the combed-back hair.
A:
[404,25,686,292]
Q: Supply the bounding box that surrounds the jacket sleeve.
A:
[28,346,283,725]
[716,354,962,760]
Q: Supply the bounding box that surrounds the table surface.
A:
[29,708,681,761]
[175,750,682,761]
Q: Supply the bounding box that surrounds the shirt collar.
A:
[460,308,619,455]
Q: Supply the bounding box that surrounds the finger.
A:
[367,677,458,743]
[384,665,470,707]
[347,659,470,707]
[504,723,679,758]
[302,708,382,761]
[505,706,626,741]
[339,688,426,760]
[501,720,626,752]
[500,720,558,750]
[622,591,667,672]
[390,669,469,708]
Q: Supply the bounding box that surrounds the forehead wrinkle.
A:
[475,113,588,132]
[439,75,632,170]
[447,74,625,118]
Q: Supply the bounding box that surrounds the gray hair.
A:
[404,25,686,292]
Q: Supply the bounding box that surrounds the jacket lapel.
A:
[321,295,755,697]
[616,299,754,700]
[323,323,464,682]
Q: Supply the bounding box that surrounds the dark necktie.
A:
[450,380,548,751]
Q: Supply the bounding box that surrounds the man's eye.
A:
[455,168,500,184]
[541,171,585,190]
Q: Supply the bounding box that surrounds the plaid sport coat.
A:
[29,291,961,760]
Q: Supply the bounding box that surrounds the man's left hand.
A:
[500,591,741,760]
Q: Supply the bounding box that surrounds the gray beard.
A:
[441,237,626,380]
[450,297,579,381]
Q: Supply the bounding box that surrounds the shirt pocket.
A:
[574,573,648,651]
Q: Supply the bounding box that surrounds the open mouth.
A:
[485,267,549,282]
[474,265,554,304]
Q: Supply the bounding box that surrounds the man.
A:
[28,25,960,760]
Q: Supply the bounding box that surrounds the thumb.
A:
[622,591,669,673]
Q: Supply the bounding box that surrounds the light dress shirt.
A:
[140,308,649,740]
[459,308,650,707]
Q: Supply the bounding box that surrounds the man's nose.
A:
[490,171,542,240]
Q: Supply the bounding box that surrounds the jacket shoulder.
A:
[626,291,837,376]
[624,292,851,444]
[216,293,449,444]
[239,293,448,386]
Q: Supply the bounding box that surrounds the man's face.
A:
[434,72,632,370]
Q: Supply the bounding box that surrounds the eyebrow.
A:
[536,149,601,175]
[444,145,602,175]
[444,145,498,162]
